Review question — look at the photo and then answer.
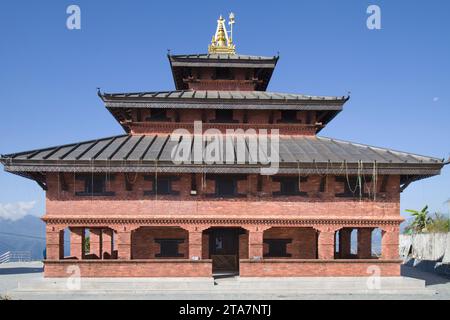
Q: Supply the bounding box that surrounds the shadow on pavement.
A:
[401,264,450,286]
[0,267,43,275]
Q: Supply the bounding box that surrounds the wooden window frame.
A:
[75,174,116,197]
[264,239,292,258]
[155,239,184,258]
[272,176,308,197]
[143,175,180,196]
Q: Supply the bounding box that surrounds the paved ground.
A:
[0,262,449,300]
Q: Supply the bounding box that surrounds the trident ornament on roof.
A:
[208,13,236,54]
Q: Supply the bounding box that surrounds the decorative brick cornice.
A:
[42,216,403,229]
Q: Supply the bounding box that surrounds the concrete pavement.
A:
[1,261,449,300]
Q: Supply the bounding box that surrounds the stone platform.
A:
[12,275,433,297]
[2,262,446,300]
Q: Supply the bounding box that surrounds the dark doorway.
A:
[208,228,241,275]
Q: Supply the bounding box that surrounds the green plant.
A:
[404,205,433,234]
[84,236,90,254]
[427,212,450,233]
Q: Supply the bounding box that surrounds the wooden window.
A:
[257,175,263,192]
[273,177,307,196]
[155,239,184,258]
[319,176,327,193]
[212,109,237,123]
[306,111,312,124]
[216,177,236,197]
[206,175,247,198]
[264,239,292,258]
[380,176,389,193]
[278,110,300,123]
[75,174,115,196]
[59,174,68,192]
[146,108,168,121]
[144,176,180,196]
[136,109,142,122]
[335,176,371,198]
[214,67,232,80]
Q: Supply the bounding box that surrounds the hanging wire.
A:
[73,167,76,195]
[313,158,330,177]
[106,159,111,191]
[344,160,359,195]
[154,160,158,200]
[358,160,363,200]
[126,172,138,185]
[372,160,378,201]
[57,172,61,198]
[91,159,94,198]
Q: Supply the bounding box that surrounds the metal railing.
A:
[0,251,32,264]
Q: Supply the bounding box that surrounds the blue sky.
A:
[0,0,449,221]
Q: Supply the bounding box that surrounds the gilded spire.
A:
[208,13,236,54]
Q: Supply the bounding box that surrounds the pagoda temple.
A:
[1,15,445,278]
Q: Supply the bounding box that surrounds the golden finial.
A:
[208,13,236,54]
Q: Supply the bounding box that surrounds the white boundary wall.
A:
[400,233,450,262]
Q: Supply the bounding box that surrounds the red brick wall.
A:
[46,173,401,219]
[44,260,212,277]
[239,260,401,277]
[263,227,317,259]
[131,227,188,259]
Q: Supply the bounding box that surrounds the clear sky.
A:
[0,0,449,221]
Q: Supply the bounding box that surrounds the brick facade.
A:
[3,28,422,278]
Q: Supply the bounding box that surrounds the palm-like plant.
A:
[405,205,432,233]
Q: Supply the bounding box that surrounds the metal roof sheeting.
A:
[101,90,347,103]
[2,135,443,166]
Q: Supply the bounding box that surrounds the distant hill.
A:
[0,215,46,260]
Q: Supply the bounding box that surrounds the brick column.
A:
[102,228,114,259]
[117,230,132,260]
[89,229,103,259]
[70,227,85,260]
[317,227,337,260]
[381,227,400,260]
[339,228,352,258]
[247,227,267,260]
[46,226,64,260]
[357,228,373,259]
[186,226,206,260]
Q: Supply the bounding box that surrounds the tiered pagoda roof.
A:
[0,14,446,191]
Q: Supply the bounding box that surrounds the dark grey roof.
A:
[101,90,348,108]
[168,54,279,68]
[1,135,443,177]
